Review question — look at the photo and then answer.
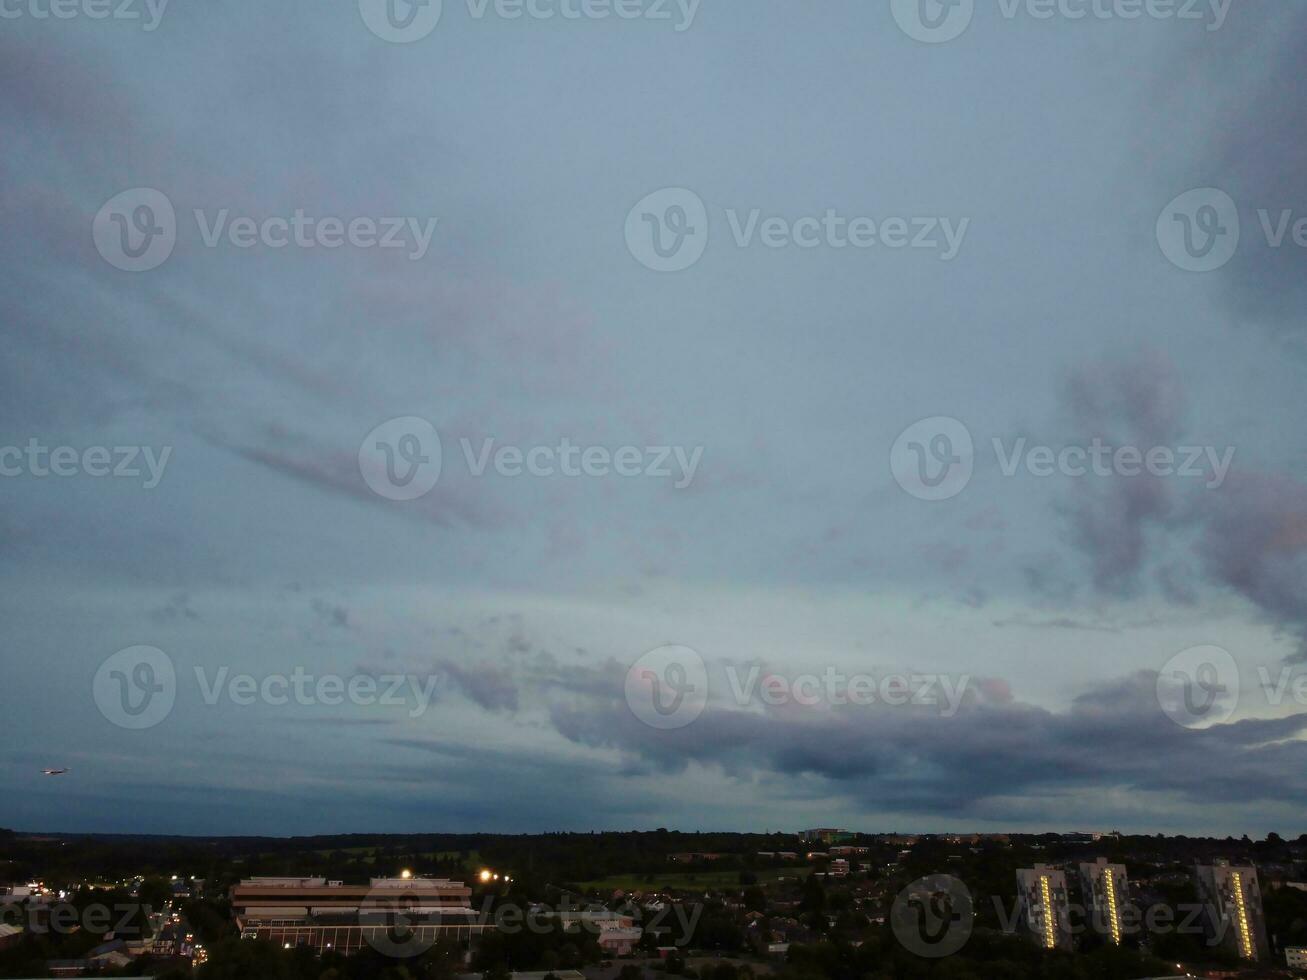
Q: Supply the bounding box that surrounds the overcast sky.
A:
[3,0,1306,838]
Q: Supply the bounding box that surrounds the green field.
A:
[571,868,800,892]
[294,848,483,871]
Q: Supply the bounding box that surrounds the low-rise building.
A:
[558,909,642,956]
[229,876,487,955]
[0,924,22,952]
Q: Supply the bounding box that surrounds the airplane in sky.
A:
[42,768,70,776]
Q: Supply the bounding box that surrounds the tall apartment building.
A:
[229,877,487,954]
[1016,865,1074,952]
[1194,861,1270,963]
[1078,858,1129,945]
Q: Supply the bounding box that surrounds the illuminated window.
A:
[1103,869,1121,945]
[1038,876,1056,949]
[1229,872,1254,960]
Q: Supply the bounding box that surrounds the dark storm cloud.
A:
[1048,351,1307,659]
[203,429,500,530]
[1057,350,1186,595]
[149,592,201,624]
[992,615,1121,633]
[310,597,351,629]
[1164,7,1307,331]
[1197,472,1307,662]
[545,667,1307,816]
[436,659,520,712]
[374,738,662,829]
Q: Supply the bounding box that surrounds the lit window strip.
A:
[1103,868,1121,945]
[1039,875,1056,949]
[1229,871,1254,960]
